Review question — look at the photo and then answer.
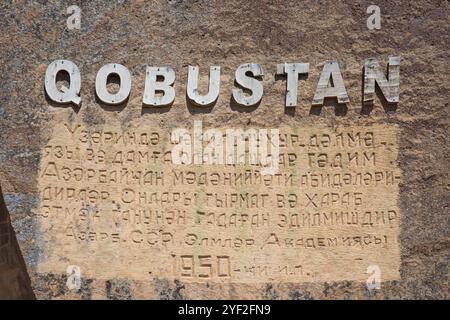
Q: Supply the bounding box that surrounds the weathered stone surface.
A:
[0,186,35,299]
[0,0,448,299]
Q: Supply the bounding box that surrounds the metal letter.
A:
[143,66,175,107]
[276,63,309,108]
[44,60,81,106]
[187,66,220,106]
[312,61,349,106]
[95,63,131,105]
[232,63,264,107]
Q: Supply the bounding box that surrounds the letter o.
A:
[95,63,131,105]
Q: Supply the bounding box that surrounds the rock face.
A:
[0,0,448,299]
[0,187,34,299]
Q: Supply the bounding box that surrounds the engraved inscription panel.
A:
[36,123,401,283]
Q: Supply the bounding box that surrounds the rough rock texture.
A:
[0,0,448,299]
[0,186,34,299]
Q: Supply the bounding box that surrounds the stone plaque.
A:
[36,121,401,283]
[1,0,448,301]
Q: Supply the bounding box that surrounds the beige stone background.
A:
[0,0,448,299]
